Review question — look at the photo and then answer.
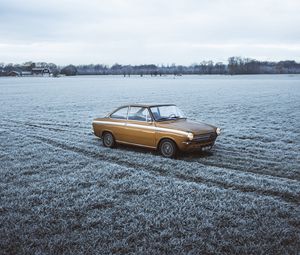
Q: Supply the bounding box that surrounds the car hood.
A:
[155,119,216,135]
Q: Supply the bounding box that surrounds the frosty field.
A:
[0,75,300,254]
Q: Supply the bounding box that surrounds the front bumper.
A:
[180,132,217,151]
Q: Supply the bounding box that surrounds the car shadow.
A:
[178,150,214,159]
[107,142,214,159]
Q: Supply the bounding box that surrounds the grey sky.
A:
[0,0,299,65]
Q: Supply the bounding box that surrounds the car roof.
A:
[119,103,176,108]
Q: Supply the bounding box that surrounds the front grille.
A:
[192,132,217,143]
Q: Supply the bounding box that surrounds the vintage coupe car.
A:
[92,104,220,158]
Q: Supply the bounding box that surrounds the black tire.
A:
[102,132,115,148]
[159,139,177,158]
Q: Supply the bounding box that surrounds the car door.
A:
[108,106,129,141]
[125,106,156,148]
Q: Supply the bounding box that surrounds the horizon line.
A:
[1,57,300,67]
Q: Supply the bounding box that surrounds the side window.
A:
[110,107,128,119]
[141,108,152,122]
[128,107,152,122]
[150,107,160,120]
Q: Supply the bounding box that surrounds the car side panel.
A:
[93,118,127,141]
[124,120,156,147]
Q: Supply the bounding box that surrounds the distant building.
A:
[21,71,32,76]
[8,71,20,76]
[32,67,51,75]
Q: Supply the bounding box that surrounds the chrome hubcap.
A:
[162,142,173,156]
[104,134,112,146]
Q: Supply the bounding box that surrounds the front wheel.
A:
[159,139,177,158]
[102,132,115,148]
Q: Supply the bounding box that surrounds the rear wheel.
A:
[159,139,177,158]
[102,132,115,148]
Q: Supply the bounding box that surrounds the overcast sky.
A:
[0,0,299,65]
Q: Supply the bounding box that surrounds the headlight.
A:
[187,132,194,140]
[216,127,221,135]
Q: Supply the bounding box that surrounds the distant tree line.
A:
[1,57,300,77]
[227,57,300,75]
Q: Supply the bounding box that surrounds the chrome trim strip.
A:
[116,140,156,149]
[127,120,154,123]
[92,120,189,136]
[93,120,126,126]
[154,126,188,136]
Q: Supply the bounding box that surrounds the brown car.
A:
[92,104,220,158]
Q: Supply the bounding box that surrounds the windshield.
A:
[150,105,186,121]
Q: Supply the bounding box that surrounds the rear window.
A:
[110,107,128,119]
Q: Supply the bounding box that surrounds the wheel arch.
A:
[101,129,115,138]
[157,136,178,150]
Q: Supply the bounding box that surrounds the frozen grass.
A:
[0,75,300,254]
